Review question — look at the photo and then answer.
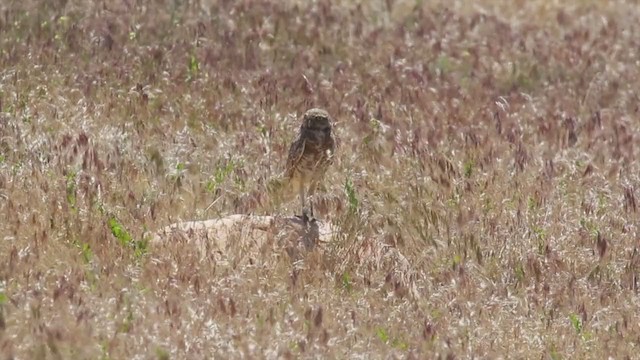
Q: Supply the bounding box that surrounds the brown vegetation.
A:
[1,0,639,358]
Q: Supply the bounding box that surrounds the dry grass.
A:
[1,0,640,358]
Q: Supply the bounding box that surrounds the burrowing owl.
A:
[284,108,335,221]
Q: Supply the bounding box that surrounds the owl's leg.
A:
[308,183,315,218]
[298,182,309,223]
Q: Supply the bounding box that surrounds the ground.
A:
[1,0,639,358]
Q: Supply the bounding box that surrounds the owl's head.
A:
[301,108,332,135]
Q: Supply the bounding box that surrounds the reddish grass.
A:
[1,0,640,358]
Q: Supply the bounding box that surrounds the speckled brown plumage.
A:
[284,108,335,220]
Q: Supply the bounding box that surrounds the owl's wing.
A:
[285,137,306,177]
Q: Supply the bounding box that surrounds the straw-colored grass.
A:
[1,0,639,358]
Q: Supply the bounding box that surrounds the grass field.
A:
[1,0,640,358]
